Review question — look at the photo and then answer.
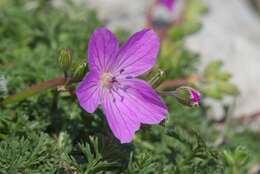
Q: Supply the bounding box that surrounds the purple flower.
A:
[158,0,175,12]
[76,28,168,143]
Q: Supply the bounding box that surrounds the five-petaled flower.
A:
[158,0,175,12]
[76,28,168,143]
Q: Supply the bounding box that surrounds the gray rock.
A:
[185,0,260,117]
[87,0,152,31]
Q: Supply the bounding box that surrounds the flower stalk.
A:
[1,77,65,105]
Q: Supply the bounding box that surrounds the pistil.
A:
[100,73,113,88]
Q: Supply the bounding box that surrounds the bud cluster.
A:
[58,48,87,83]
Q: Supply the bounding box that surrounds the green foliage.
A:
[0,133,61,174]
[0,0,259,174]
[0,0,101,92]
[165,126,222,174]
[0,76,8,98]
[125,153,160,174]
[201,60,239,99]
[63,137,119,174]
[159,40,199,79]
[222,146,249,174]
[169,0,207,40]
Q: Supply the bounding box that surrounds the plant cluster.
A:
[0,0,259,174]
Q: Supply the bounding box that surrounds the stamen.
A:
[111,88,124,102]
[101,73,113,88]
[111,77,117,83]
[120,85,130,92]
[109,89,117,102]
[120,69,125,74]
[100,72,127,103]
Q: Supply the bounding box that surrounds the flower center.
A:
[100,73,113,88]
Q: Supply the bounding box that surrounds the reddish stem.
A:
[158,75,199,90]
[1,77,65,105]
[158,79,188,90]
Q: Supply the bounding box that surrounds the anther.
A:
[111,77,117,83]
[120,69,125,74]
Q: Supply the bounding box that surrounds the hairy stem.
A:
[158,75,199,90]
[1,77,65,105]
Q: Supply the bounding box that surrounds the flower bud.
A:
[160,86,200,107]
[71,62,87,82]
[58,48,72,72]
[148,69,165,88]
[174,86,201,107]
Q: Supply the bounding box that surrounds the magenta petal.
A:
[112,29,160,77]
[88,28,119,72]
[191,89,200,103]
[102,93,141,143]
[122,79,167,124]
[101,78,167,143]
[76,70,101,113]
